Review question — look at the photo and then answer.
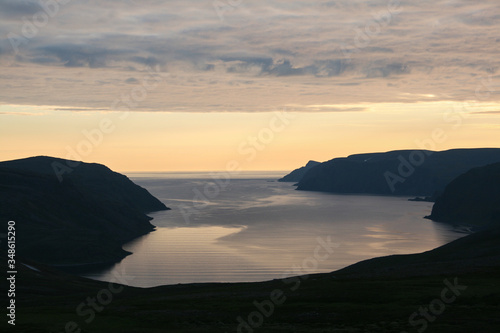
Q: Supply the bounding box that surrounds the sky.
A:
[0,0,499,172]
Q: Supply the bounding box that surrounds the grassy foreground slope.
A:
[3,229,499,333]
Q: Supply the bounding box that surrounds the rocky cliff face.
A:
[295,148,500,196]
[278,160,320,182]
[427,162,500,226]
[0,156,169,266]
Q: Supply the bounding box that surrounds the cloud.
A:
[125,77,139,84]
[53,108,109,112]
[472,111,500,115]
[0,0,42,18]
[267,59,307,76]
[365,62,411,78]
[457,8,500,26]
[32,43,135,68]
[287,104,369,112]
[219,57,350,77]
[128,56,161,67]
[0,111,43,116]
[222,56,274,73]
[0,0,499,111]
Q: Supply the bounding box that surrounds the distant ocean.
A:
[82,171,468,287]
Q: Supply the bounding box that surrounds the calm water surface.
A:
[82,171,467,287]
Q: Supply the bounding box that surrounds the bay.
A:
[81,171,467,287]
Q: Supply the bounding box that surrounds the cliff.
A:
[426,162,500,226]
[0,156,169,266]
[295,148,500,196]
[278,160,320,182]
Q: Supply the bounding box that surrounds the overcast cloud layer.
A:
[0,0,499,112]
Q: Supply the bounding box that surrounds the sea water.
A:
[81,171,467,287]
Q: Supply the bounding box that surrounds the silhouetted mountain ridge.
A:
[0,156,169,266]
[278,160,320,182]
[427,162,500,226]
[295,148,500,196]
